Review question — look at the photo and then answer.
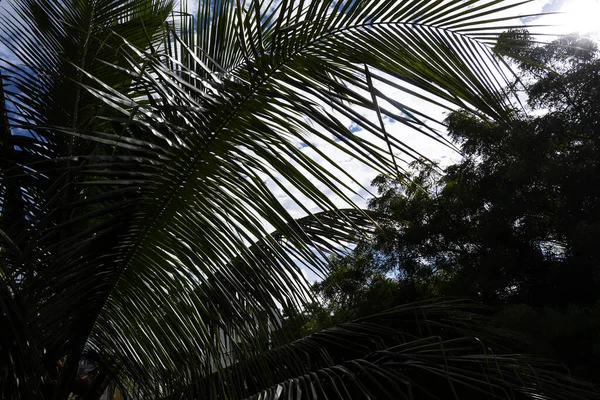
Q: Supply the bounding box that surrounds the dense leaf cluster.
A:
[302,33,600,381]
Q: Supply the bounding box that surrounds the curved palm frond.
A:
[0,0,572,399]
[87,208,379,395]
[0,0,175,397]
[168,301,600,400]
[79,3,531,392]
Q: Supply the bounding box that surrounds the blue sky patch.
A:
[349,123,361,133]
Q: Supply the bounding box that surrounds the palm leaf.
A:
[169,301,600,400]
[0,0,570,399]
[0,1,174,397]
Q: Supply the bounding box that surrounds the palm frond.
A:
[0,1,174,397]
[0,0,560,398]
[170,301,600,400]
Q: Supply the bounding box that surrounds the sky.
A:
[285,0,599,280]
[220,0,600,222]
[156,0,600,281]
[215,0,600,281]
[1,0,598,283]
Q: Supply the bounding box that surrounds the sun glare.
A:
[559,0,600,35]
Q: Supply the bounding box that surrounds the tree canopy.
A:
[303,31,600,382]
[317,32,600,308]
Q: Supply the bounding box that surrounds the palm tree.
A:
[0,0,597,399]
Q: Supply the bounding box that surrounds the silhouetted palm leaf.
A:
[1,1,595,399]
[168,301,600,400]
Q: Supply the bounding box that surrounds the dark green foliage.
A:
[495,304,600,382]
[305,33,600,384]
[175,301,600,400]
[322,34,600,307]
[2,0,599,397]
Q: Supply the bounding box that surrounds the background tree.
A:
[309,31,600,381]
[323,32,600,306]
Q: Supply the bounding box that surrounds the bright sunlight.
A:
[559,0,600,35]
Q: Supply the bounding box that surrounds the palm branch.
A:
[169,300,599,400]
[1,0,595,399]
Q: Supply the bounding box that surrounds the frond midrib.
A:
[88,5,513,351]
